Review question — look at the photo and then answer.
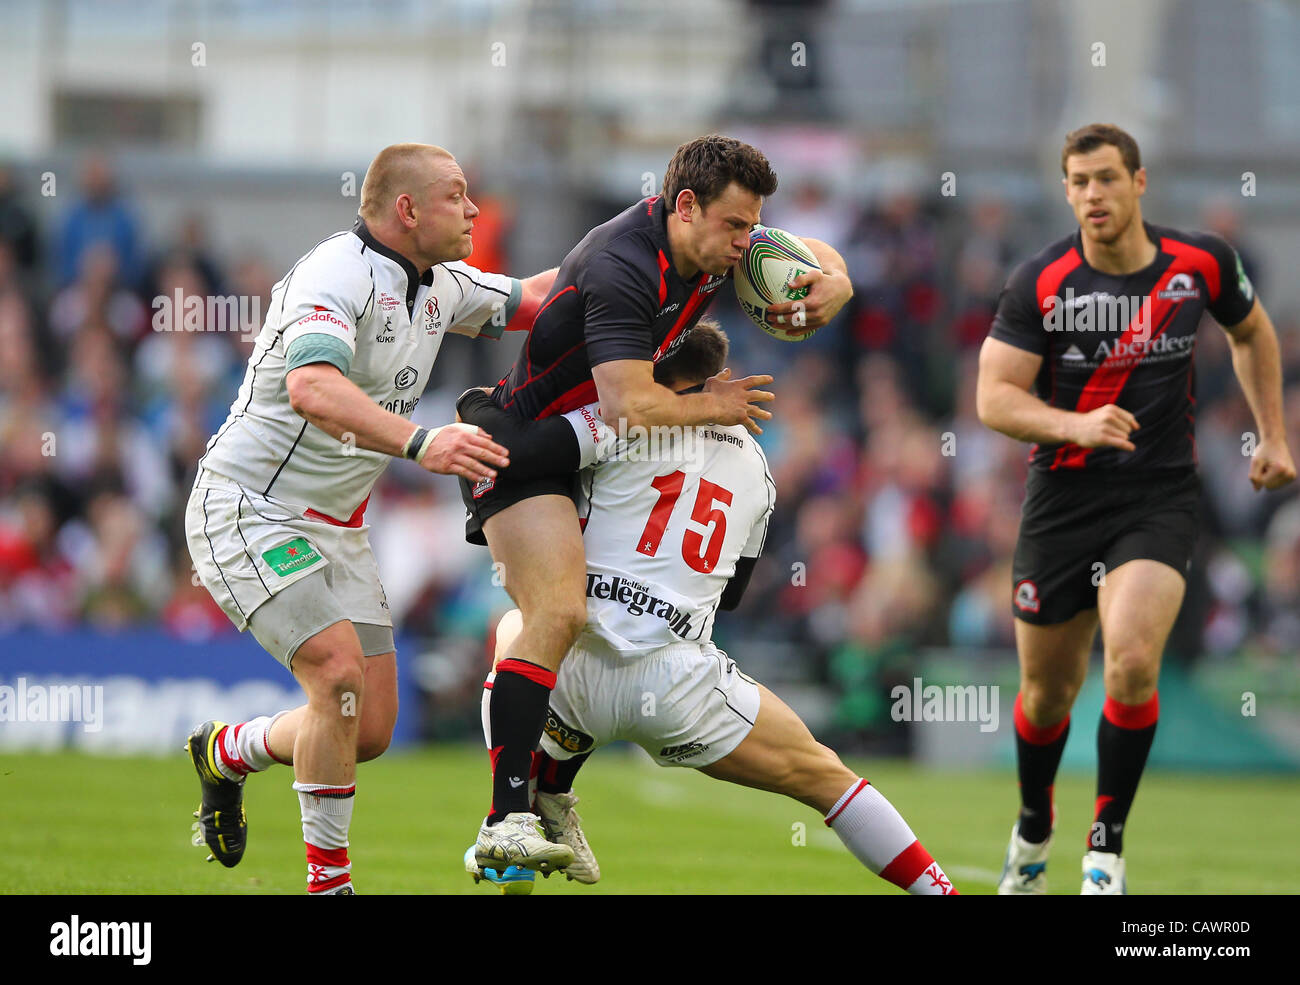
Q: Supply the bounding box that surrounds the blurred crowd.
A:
[2,155,1299,738]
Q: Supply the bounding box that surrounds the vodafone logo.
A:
[578,405,601,444]
[302,308,349,332]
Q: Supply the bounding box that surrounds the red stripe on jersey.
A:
[503,338,588,412]
[1161,236,1220,302]
[502,286,583,413]
[1051,270,1185,469]
[536,378,598,419]
[496,658,558,690]
[878,840,935,889]
[532,284,577,322]
[1103,692,1159,729]
[304,495,371,528]
[1035,248,1083,314]
[645,195,661,216]
[657,250,670,308]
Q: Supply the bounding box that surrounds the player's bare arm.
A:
[286,362,509,481]
[976,336,1138,451]
[510,268,558,328]
[765,236,853,328]
[591,358,773,435]
[1222,297,1297,490]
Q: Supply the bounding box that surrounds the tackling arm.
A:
[506,267,559,331]
[286,363,508,480]
[591,360,774,436]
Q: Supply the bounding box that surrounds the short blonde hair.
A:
[359,143,454,221]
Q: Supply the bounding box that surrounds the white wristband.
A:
[405,426,441,465]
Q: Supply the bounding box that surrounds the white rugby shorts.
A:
[539,638,761,768]
[184,469,392,666]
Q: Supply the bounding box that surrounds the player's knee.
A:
[531,602,587,646]
[1104,648,1158,699]
[306,654,366,712]
[1019,680,1077,724]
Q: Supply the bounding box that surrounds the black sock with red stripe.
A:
[487,658,556,824]
[1013,692,1070,844]
[1092,692,1158,856]
[536,750,590,795]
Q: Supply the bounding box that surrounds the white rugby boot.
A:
[475,811,574,874]
[997,822,1052,895]
[1081,850,1126,895]
[536,790,600,884]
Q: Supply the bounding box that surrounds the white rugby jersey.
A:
[562,404,776,655]
[200,217,518,522]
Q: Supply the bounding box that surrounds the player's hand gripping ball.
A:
[733,226,823,342]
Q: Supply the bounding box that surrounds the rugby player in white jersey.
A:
[183,143,559,894]
[458,321,958,895]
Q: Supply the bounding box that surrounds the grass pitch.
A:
[3,746,1296,894]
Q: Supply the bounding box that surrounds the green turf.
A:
[2,746,1297,894]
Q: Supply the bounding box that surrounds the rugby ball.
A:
[734,226,822,342]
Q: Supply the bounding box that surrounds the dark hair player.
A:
[977,123,1295,894]
[461,134,854,873]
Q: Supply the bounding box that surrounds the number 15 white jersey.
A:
[563,405,776,656]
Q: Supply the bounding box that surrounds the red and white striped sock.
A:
[825,778,958,895]
[215,712,291,780]
[293,780,355,894]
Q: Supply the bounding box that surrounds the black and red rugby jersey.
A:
[492,195,729,421]
[989,221,1256,472]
